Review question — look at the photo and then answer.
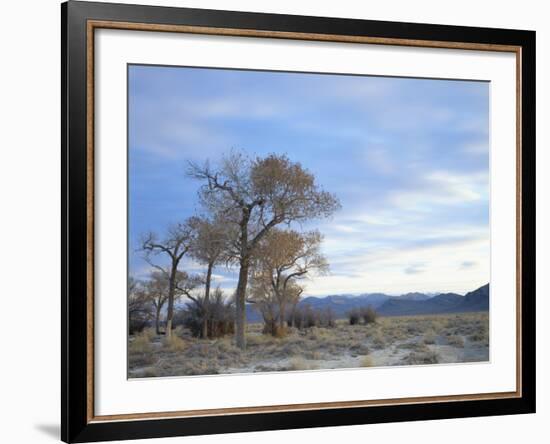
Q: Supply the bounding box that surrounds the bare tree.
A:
[189,151,340,349]
[188,216,231,338]
[250,275,304,336]
[128,277,153,334]
[141,222,194,338]
[143,270,194,335]
[286,282,304,328]
[250,229,328,335]
[144,272,169,335]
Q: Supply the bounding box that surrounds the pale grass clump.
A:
[370,329,387,350]
[307,327,331,341]
[163,335,187,352]
[129,332,153,354]
[247,333,278,347]
[403,350,440,365]
[429,318,447,332]
[142,367,158,378]
[141,327,156,341]
[287,357,317,371]
[423,330,437,345]
[360,355,374,367]
[469,325,489,345]
[304,350,323,360]
[446,335,465,348]
[214,337,236,353]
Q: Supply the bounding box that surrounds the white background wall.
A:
[0,1,547,443]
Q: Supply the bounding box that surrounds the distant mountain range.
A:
[246,283,489,322]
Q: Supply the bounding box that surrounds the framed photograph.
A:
[62,1,535,442]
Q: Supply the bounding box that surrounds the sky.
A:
[128,64,490,296]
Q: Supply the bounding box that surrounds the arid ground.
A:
[128,312,489,378]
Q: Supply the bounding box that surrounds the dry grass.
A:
[286,357,317,371]
[423,329,437,344]
[128,312,489,377]
[129,331,153,354]
[446,335,465,348]
[163,335,187,352]
[402,350,440,365]
[360,355,374,367]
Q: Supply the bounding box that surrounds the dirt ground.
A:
[128,312,489,378]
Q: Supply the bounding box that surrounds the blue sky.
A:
[128,64,490,296]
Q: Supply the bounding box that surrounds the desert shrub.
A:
[388,325,408,341]
[176,359,221,376]
[360,306,378,324]
[447,335,465,348]
[370,330,387,349]
[318,307,336,328]
[469,331,489,343]
[128,277,155,334]
[349,306,378,326]
[141,327,156,341]
[183,289,235,338]
[348,308,361,325]
[141,367,158,378]
[182,301,203,337]
[406,324,421,335]
[397,341,429,352]
[304,350,323,360]
[129,332,152,354]
[423,330,437,344]
[289,304,325,330]
[307,326,330,341]
[129,318,150,335]
[260,310,291,336]
[247,333,276,347]
[163,334,187,352]
[350,343,370,355]
[288,306,304,329]
[303,305,319,328]
[360,356,374,367]
[262,323,288,338]
[286,357,317,371]
[468,324,489,345]
[403,351,440,365]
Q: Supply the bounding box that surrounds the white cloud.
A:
[305,234,489,296]
[389,170,488,209]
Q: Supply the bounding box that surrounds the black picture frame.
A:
[61,1,536,442]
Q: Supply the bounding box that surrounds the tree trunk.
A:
[289,303,298,328]
[279,301,286,330]
[165,262,178,339]
[165,318,173,337]
[235,256,250,349]
[155,304,162,335]
[202,262,213,339]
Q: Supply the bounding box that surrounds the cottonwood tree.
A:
[128,277,153,334]
[144,270,194,335]
[250,274,304,336]
[189,152,340,348]
[144,272,169,335]
[188,216,232,338]
[250,229,328,335]
[141,222,194,338]
[286,281,304,328]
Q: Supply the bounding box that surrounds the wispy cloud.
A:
[404,263,426,275]
[128,65,490,296]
